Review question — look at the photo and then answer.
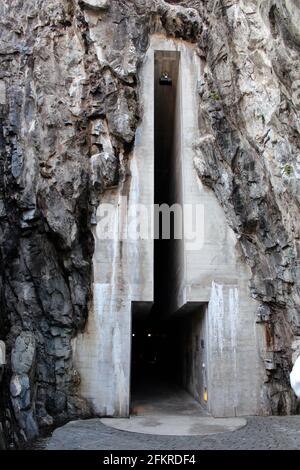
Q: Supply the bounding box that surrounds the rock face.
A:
[193,0,300,415]
[0,0,299,446]
[80,0,110,10]
[10,332,38,440]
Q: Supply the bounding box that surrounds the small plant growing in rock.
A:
[210,91,220,101]
[283,164,294,176]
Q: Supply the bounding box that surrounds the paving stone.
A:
[40,416,300,450]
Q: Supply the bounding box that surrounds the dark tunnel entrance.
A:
[130,309,208,415]
[130,320,176,391]
[130,51,208,415]
[130,318,182,413]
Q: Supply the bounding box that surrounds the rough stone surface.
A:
[193,0,300,416]
[9,332,38,440]
[0,0,299,447]
[11,332,35,375]
[81,0,110,11]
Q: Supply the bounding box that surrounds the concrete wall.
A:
[72,34,264,418]
[179,308,208,410]
[206,282,262,416]
[72,37,155,416]
[159,36,263,416]
[168,58,186,315]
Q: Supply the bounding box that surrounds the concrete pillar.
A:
[72,38,154,417]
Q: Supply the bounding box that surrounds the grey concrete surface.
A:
[44,416,300,450]
[130,380,209,417]
[72,34,264,420]
[100,416,247,436]
[104,379,245,437]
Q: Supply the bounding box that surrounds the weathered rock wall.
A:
[0,0,299,446]
[194,0,300,415]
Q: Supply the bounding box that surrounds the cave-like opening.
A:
[130,308,208,415]
[130,51,207,415]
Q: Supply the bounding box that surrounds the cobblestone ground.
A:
[38,416,300,450]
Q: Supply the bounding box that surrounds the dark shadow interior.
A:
[131,318,181,390]
[153,50,181,317]
[130,310,208,414]
[130,52,207,413]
